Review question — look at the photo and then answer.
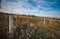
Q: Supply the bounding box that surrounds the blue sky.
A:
[0,0,60,17]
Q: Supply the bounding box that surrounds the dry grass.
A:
[0,12,60,39]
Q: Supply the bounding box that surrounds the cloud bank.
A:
[0,0,60,17]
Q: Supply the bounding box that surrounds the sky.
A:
[0,0,60,17]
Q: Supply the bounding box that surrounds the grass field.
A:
[0,12,60,39]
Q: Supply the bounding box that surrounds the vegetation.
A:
[0,12,60,39]
[0,14,9,39]
[13,15,60,39]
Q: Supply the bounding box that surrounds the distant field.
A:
[0,12,60,39]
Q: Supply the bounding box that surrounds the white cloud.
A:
[0,0,60,17]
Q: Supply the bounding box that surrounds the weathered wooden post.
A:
[44,18,45,26]
[9,15,14,39]
[9,15,13,33]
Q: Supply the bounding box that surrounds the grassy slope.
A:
[13,13,60,39]
[0,12,60,39]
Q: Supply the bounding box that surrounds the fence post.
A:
[44,18,45,26]
[9,15,14,39]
